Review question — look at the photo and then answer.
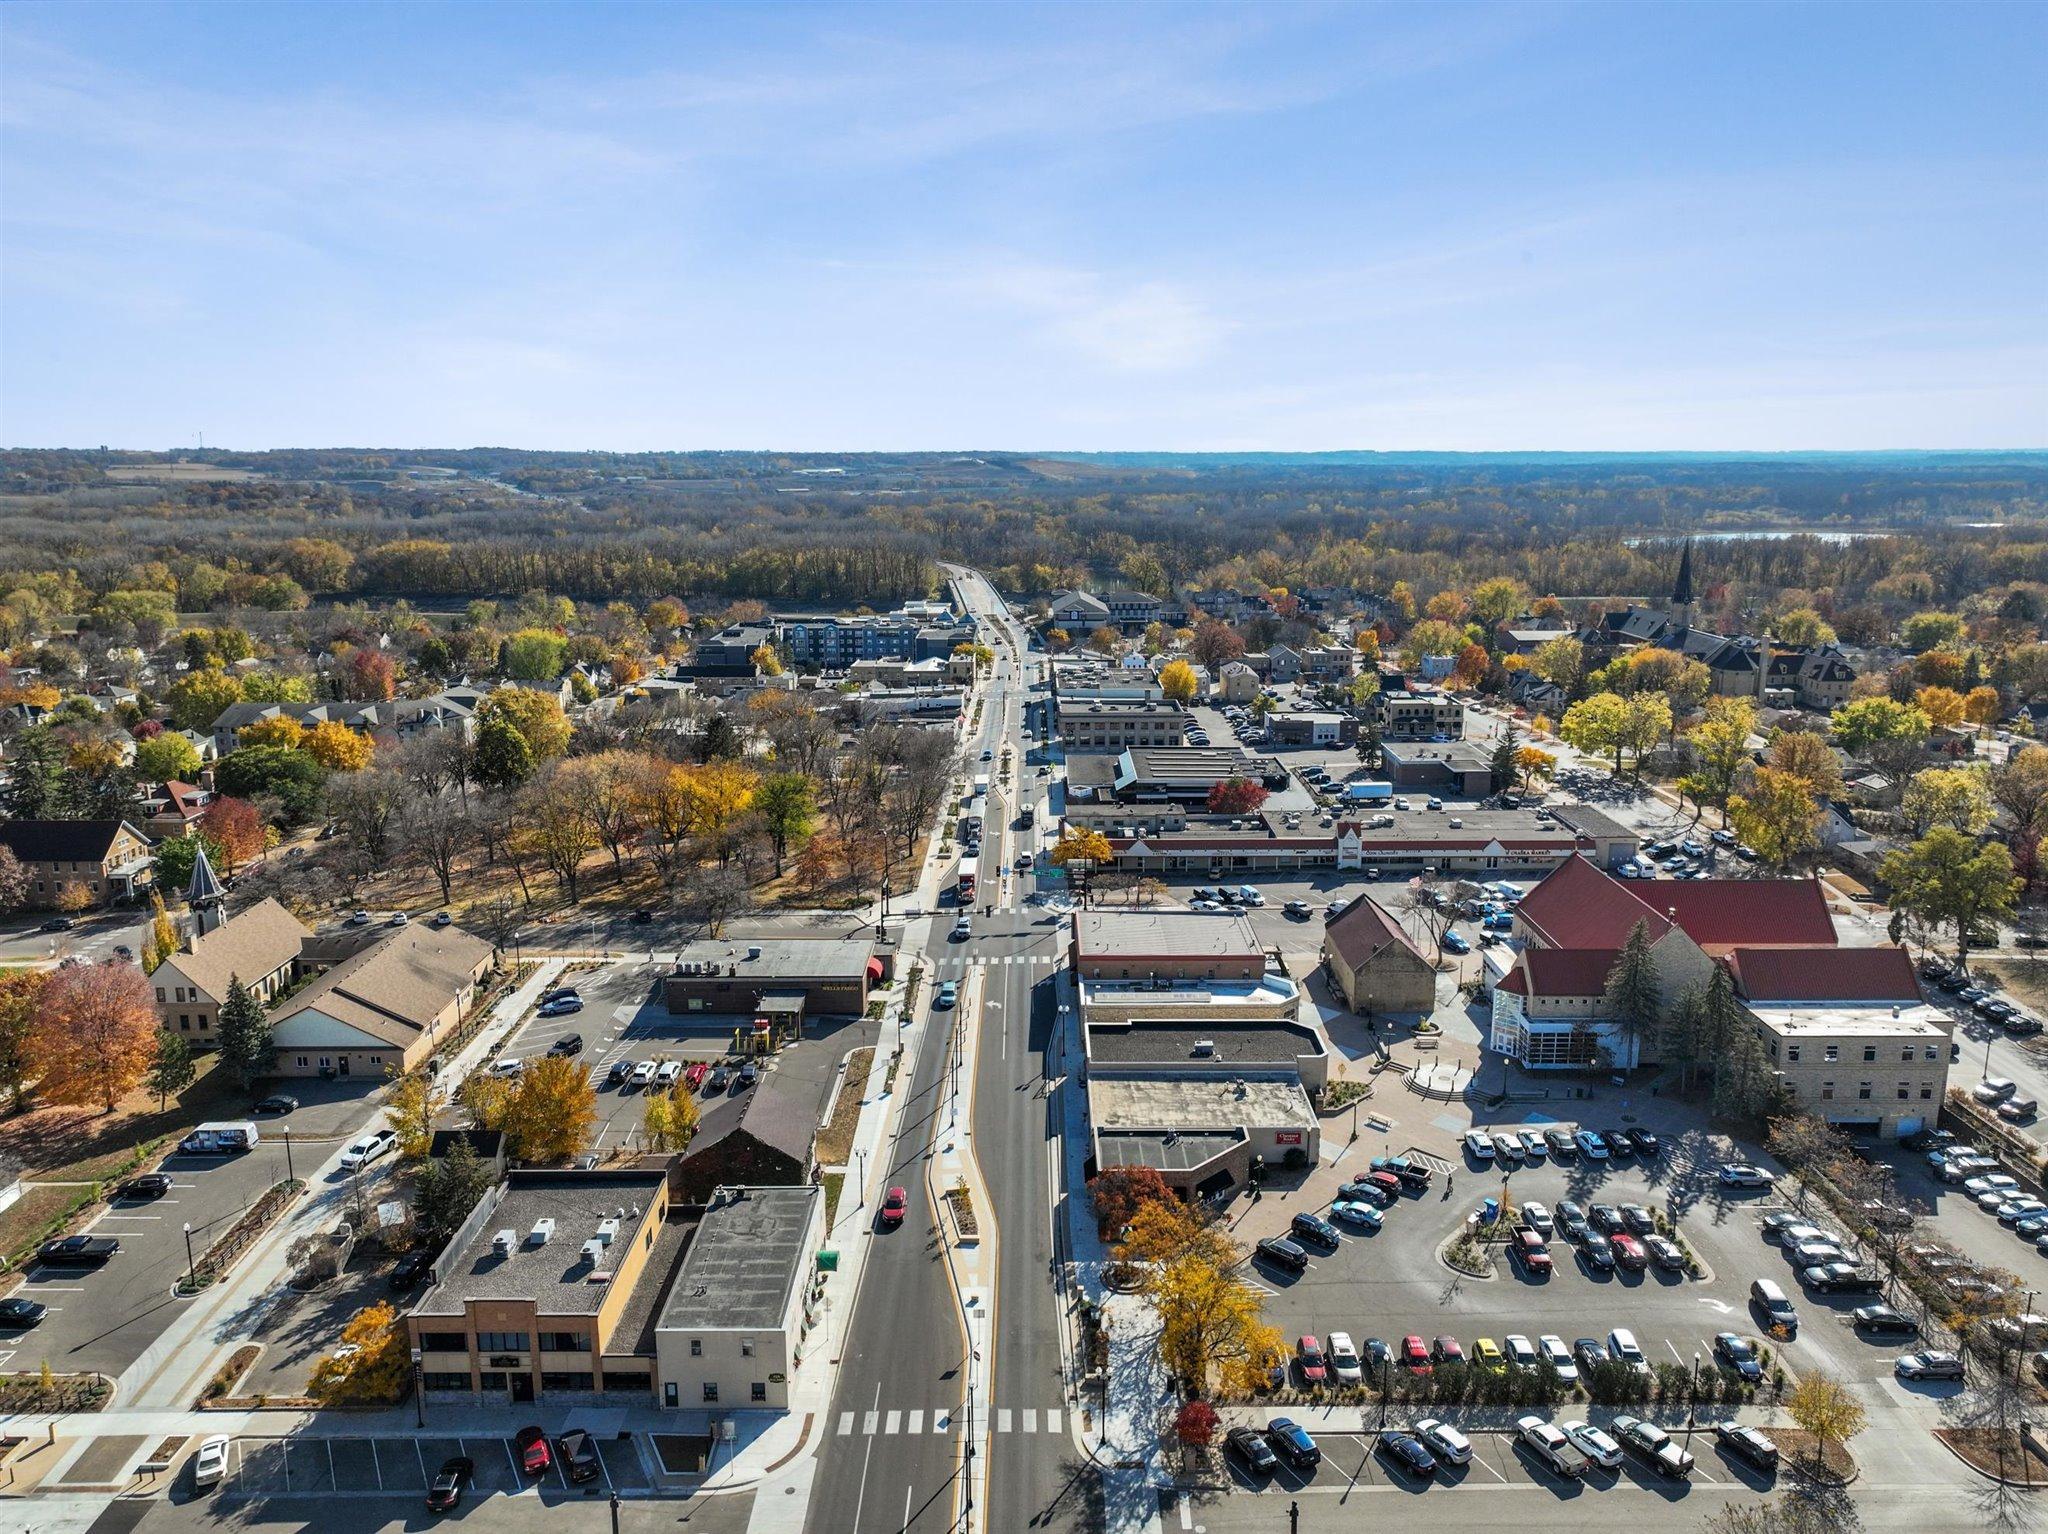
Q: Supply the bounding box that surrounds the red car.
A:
[1366,1171,1403,1198]
[514,1425,550,1476]
[1401,1335,1433,1374]
[1295,1335,1328,1386]
[880,1186,909,1228]
[1431,1335,1465,1364]
[1610,1233,1648,1271]
[683,1062,710,1091]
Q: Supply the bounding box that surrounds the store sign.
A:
[1274,1131,1303,1146]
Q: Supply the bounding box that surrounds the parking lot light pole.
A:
[608,1490,620,1534]
[411,1347,425,1427]
[1686,1350,1701,1442]
[181,1222,195,1291]
[283,1128,294,1184]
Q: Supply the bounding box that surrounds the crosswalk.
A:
[834,1406,1067,1438]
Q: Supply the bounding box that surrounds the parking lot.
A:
[487,955,880,1157]
[4,1080,397,1379]
[210,1431,651,1499]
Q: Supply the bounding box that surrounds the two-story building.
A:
[1056,700,1190,751]
[0,819,154,908]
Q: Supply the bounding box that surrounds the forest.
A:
[1,448,2044,617]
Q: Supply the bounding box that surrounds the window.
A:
[1821,1081,1835,1100]
[476,1332,529,1354]
[1921,1086,1935,1099]
[1924,1046,1939,1062]
[540,1332,589,1353]
[419,1332,469,1352]
[479,1372,508,1391]
[1898,1084,1910,1099]
[1824,1045,1839,1063]
[1901,1047,1915,1063]
[689,1339,702,1357]
[1858,1082,1872,1100]
[1862,1046,1877,1063]
[703,1383,719,1403]
[423,1372,471,1391]
[740,1339,755,1358]
[541,1372,593,1393]
[1786,1045,1801,1064]
[298,1057,309,1067]
[752,1382,768,1403]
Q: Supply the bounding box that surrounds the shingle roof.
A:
[161,898,308,1001]
[1726,945,1919,1003]
[271,923,493,1048]
[0,819,145,864]
[1323,895,1428,973]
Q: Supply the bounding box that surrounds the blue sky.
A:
[3,1,2042,451]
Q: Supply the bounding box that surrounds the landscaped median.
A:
[175,1178,305,1294]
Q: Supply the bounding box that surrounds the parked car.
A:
[1516,1416,1590,1478]
[1852,1306,1919,1338]
[1511,1228,1553,1275]
[1225,1425,1278,1474]
[389,1249,435,1291]
[192,1435,232,1490]
[1377,1431,1438,1479]
[629,1060,656,1087]
[537,995,584,1017]
[1589,1203,1623,1233]
[547,1033,583,1056]
[119,1173,173,1200]
[0,1295,47,1327]
[1401,1334,1433,1373]
[1613,1415,1694,1477]
[1330,1200,1382,1231]
[1575,1129,1610,1160]
[1562,1419,1623,1470]
[514,1425,551,1475]
[1714,1423,1779,1471]
[1255,1236,1308,1274]
[38,1235,119,1268]
[1463,1130,1496,1160]
[1384,1417,1464,1470]
[1521,1200,1554,1235]
[1544,1127,1577,1157]
[1610,1234,1648,1271]
[1266,1418,1320,1469]
[1619,1203,1655,1235]
[1327,1332,1363,1385]
[426,1455,474,1513]
[1713,1331,1763,1381]
[1555,1200,1590,1241]
[1896,1351,1965,1381]
[1577,1233,1617,1271]
[1536,1334,1578,1381]
[556,1429,601,1484]
[1290,1212,1339,1248]
[1573,1338,1610,1373]
[1646,1235,1687,1272]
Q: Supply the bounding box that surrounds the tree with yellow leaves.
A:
[1513,745,1557,794]
[312,1301,410,1405]
[675,760,759,867]
[384,1069,444,1162]
[1158,659,1198,705]
[1048,826,1113,906]
[303,719,373,772]
[507,1055,597,1165]
[140,890,177,974]
[1915,685,1968,731]
[642,1083,701,1153]
[479,685,571,762]
[1730,766,1824,869]
[1783,1370,1866,1476]
[1120,1200,1283,1396]
[458,1070,515,1132]
[238,714,308,751]
[1965,685,2003,728]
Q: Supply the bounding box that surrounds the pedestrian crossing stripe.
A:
[835,1407,1062,1436]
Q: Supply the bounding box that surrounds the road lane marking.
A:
[906,1410,924,1434]
[1022,1408,1037,1433]
[862,1410,878,1434]
[997,1408,1013,1432]
[884,1411,901,1435]
[838,1412,854,1436]
[850,1382,882,1534]
[1046,1408,1061,1433]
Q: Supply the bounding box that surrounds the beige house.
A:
[270,924,495,1079]
[151,898,309,1043]
[1320,894,1437,1015]
[0,820,154,908]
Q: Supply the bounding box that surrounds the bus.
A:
[972,774,990,798]
[956,856,978,902]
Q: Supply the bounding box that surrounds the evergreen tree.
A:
[1656,982,1708,1094]
[144,1024,196,1111]
[1489,721,1520,795]
[2,727,65,818]
[415,1134,493,1237]
[216,976,274,1093]
[1601,919,1660,1070]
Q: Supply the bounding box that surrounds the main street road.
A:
[803,568,1094,1534]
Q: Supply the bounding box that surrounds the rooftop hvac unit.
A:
[1191,1040,1216,1057]
[747,945,762,960]
[580,1238,605,1265]
[491,1229,515,1257]
[596,1218,621,1246]
[527,1218,554,1246]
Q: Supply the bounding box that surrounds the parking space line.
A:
[1465,1450,1508,1482]
[415,1440,427,1486]
[327,1439,336,1489]
[502,1437,520,1486]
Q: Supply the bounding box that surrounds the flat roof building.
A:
[664,938,880,1029]
[1057,699,1189,750]
[1088,1075,1320,1201]
[655,1184,823,1412]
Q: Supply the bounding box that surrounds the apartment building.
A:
[1056,700,1189,750]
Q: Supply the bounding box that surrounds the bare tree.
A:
[325,767,407,868]
[1397,872,1460,964]
[397,790,476,906]
[682,865,752,938]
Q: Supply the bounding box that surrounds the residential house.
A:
[0,819,154,907]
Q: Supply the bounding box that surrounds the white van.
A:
[180,1121,260,1155]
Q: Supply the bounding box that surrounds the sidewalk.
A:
[107,958,567,1414]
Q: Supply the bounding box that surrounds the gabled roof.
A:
[271,924,493,1048]
[1726,945,1918,1004]
[0,819,148,864]
[1520,947,1621,999]
[1323,894,1429,972]
[158,897,308,1000]
[1516,855,1837,955]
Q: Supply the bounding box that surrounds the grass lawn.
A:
[823,1171,845,1229]
[0,1052,233,1182]
[0,1183,97,1269]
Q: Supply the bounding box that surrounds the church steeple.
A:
[186,839,225,938]
[1670,539,1696,627]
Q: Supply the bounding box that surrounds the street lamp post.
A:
[1379,1356,1391,1428]
[411,1346,425,1427]
[608,1490,620,1534]
[882,877,892,921]
[181,1221,195,1291]
[855,1147,867,1210]
[283,1128,294,1184]
[1686,1350,1701,1442]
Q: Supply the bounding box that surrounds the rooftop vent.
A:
[1191,1040,1216,1057]
[527,1218,554,1246]
[491,1229,515,1256]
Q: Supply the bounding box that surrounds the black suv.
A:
[1290,1212,1339,1248]
[556,1429,601,1484]
[1255,1236,1309,1274]
[1226,1426,1277,1474]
